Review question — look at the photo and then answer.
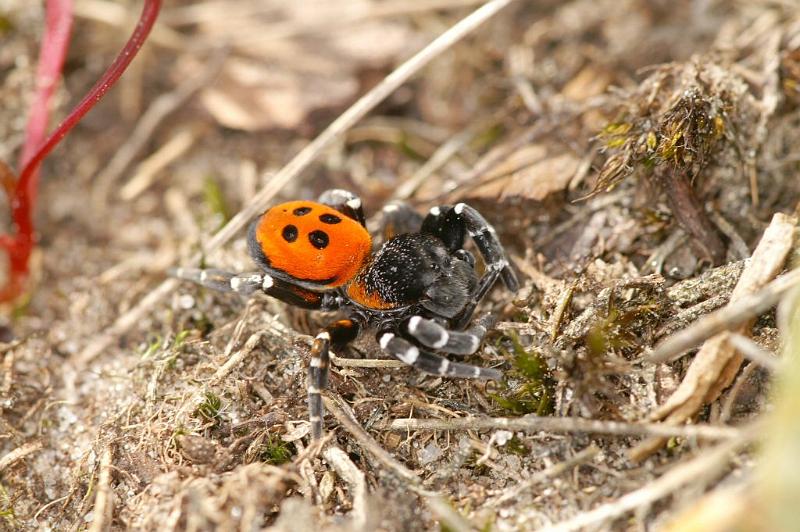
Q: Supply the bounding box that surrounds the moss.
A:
[584,299,661,357]
[490,332,554,416]
[0,483,15,526]
[259,435,293,465]
[504,436,530,457]
[140,335,162,360]
[195,392,222,423]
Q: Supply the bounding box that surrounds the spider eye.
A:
[319,213,342,224]
[282,225,299,242]
[293,206,312,216]
[308,230,329,249]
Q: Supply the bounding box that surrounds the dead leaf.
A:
[467,144,580,201]
[176,1,414,131]
[561,65,613,102]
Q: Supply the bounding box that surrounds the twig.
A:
[490,445,599,507]
[324,393,487,530]
[540,439,748,532]
[394,124,481,200]
[75,0,518,365]
[724,332,779,372]
[322,446,367,529]
[380,415,742,440]
[208,331,266,387]
[330,351,406,369]
[0,441,43,472]
[648,267,800,364]
[634,213,796,461]
[87,445,114,532]
[719,362,760,424]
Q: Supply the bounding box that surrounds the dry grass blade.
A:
[91,49,226,210]
[724,332,780,372]
[74,0,518,365]
[323,393,488,530]
[321,446,367,529]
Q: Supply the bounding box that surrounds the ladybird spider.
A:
[173,189,519,439]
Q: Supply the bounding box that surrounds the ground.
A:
[1,1,799,531]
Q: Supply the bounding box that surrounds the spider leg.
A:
[421,203,519,291]
[171,267,324,309]
[421,203,519,329]
[317,189,366,226]
[377,330,501,380]
[401,314,493,355]
[308,319,360,439]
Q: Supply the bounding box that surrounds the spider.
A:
[173,189,519,439]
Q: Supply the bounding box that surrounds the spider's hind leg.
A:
[171,268,268,295]
[171,268,325,309]
[317,189,366,226]
[308,319,360,439]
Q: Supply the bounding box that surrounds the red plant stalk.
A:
[1,0,162,301]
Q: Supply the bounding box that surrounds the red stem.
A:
[19,0,73,176]
[1,0,162,300]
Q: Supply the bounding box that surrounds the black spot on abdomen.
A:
[319,213,342,224]
[282,225,299,242]
[308,230,329,249]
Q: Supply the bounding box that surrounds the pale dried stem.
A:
[381,415,743,440]
[118,128,197,201]
[87,445,114,532]
[323,392,422,486]
[0,441,42,472]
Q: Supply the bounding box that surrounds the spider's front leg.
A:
[400,313,495,355]
[377,329,501,380]
[421,203,519,329]
[308,319,360,439]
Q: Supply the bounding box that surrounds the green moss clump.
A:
[491,332,554,416]
[259,435,293,465]
[195,392,222,423]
